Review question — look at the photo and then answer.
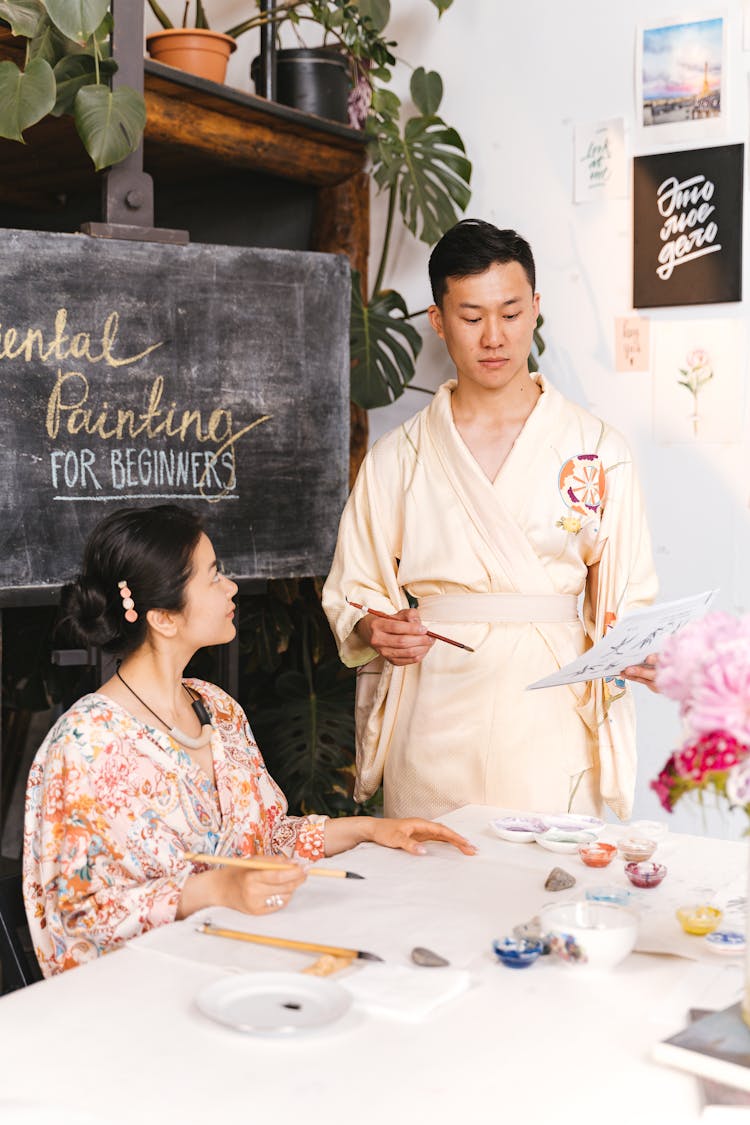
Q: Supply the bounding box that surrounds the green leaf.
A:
[428,0,453,12]
[397,114,472,244]
[0,57,55,141]
[350,276,423,408]
[45,0,109,42]
[410,66,442,115]
[51,52,115,117]
[195,0,210,30]
[145,0,173,30]
[0,0,44,37]
[355,0,390,32]
[73,83,146,170]
[251,661,358,818]
[28,13,85,64]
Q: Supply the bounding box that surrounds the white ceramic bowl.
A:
[540,901,638,970]
[489,815,547,843]
[539,813,605,836]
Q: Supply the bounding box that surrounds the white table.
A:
[0,806,747,1125]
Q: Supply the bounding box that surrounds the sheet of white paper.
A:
[526,590,716,690]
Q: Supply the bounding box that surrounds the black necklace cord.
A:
[116,668,213,732]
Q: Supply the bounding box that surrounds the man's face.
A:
[428,261,540,392]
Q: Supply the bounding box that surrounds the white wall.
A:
[191,0,750,835]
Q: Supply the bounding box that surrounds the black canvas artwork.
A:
[633,143,743,308]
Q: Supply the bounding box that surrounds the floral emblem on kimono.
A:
[558,453,606,516]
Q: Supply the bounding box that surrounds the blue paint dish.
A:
[585,886,632,907]
[492,937,543,969]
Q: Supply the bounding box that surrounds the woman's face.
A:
[176,532,238,649]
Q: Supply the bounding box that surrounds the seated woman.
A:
[23,505,474,976]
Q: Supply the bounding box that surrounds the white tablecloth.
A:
[0,805,747,1125]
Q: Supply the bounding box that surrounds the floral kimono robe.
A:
[323,376,657,822]
[23,680,326,976]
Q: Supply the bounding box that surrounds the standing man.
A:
[323,220,657,821]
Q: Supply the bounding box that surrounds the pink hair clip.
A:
[117,580,138,623]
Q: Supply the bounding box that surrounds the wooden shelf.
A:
[0,30,368,210]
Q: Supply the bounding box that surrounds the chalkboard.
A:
[0,229,350,595]
[633,143,744,308]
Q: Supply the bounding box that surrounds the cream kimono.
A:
[323,376,657,821]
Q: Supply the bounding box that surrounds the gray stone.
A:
[544,866,576,892]
[411,946,450,967]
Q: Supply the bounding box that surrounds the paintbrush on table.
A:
[346,598,474,653]
[196,922,384,962]
[185,852,364,880]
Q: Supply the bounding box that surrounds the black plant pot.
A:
[251,47,352,124]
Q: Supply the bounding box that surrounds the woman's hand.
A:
[620,653,660,693]
[370,818,477,856]
[177,857,307,919]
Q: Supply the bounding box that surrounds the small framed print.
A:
[633,144,743,308]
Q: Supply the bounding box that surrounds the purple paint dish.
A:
[625,861,667,889]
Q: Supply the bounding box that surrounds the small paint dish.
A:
[492,937,544,969]
[585,886,632,907]
[618,836,657,863]
[535,829,597,854]
[578,841,617,868]
[489,815,547,843]
[705,930,747,955]
[625,861,667,889]
[676,905,723,935]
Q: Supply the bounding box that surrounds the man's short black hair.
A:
[428,219,536,306]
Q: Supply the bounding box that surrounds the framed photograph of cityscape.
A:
[633,144,743,308]
[636,14,727,146]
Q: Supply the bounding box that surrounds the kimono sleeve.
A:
[213,687,328,862]
[582,431,658,819]
[322,437,406,668]
[23,717,192,976]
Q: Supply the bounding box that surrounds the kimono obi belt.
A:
[416,593,580,624]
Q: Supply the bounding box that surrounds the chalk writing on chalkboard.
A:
[0,230,350,592]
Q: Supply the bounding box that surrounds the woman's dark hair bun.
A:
[57,577,119,650]
[56,505,203,658]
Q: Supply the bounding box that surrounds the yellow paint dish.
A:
[676,905,723,936]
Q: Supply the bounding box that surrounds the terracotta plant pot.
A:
[146,28,236,85]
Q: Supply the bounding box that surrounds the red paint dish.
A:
[625,861,667,889]
[578,841,616,868]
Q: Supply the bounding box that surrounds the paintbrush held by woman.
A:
[22,505,475,977]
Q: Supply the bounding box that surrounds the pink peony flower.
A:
[688,638,750,744]
[656,613,750,712]
[686,348,710,370]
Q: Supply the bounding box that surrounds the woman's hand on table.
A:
[371,817,477,856]
[178,857,306,919]
[620,653,659,692]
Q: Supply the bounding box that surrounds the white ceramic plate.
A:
[539,813,605,835]
[196,972,352,1036]
[535,829,598,854]
[489,815,547,843]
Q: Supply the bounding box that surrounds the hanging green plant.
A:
[351,63,472,409]
[0,0,145,169]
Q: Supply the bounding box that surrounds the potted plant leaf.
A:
[0,0,146,170]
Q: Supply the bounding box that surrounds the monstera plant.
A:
[0,0,145,169]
